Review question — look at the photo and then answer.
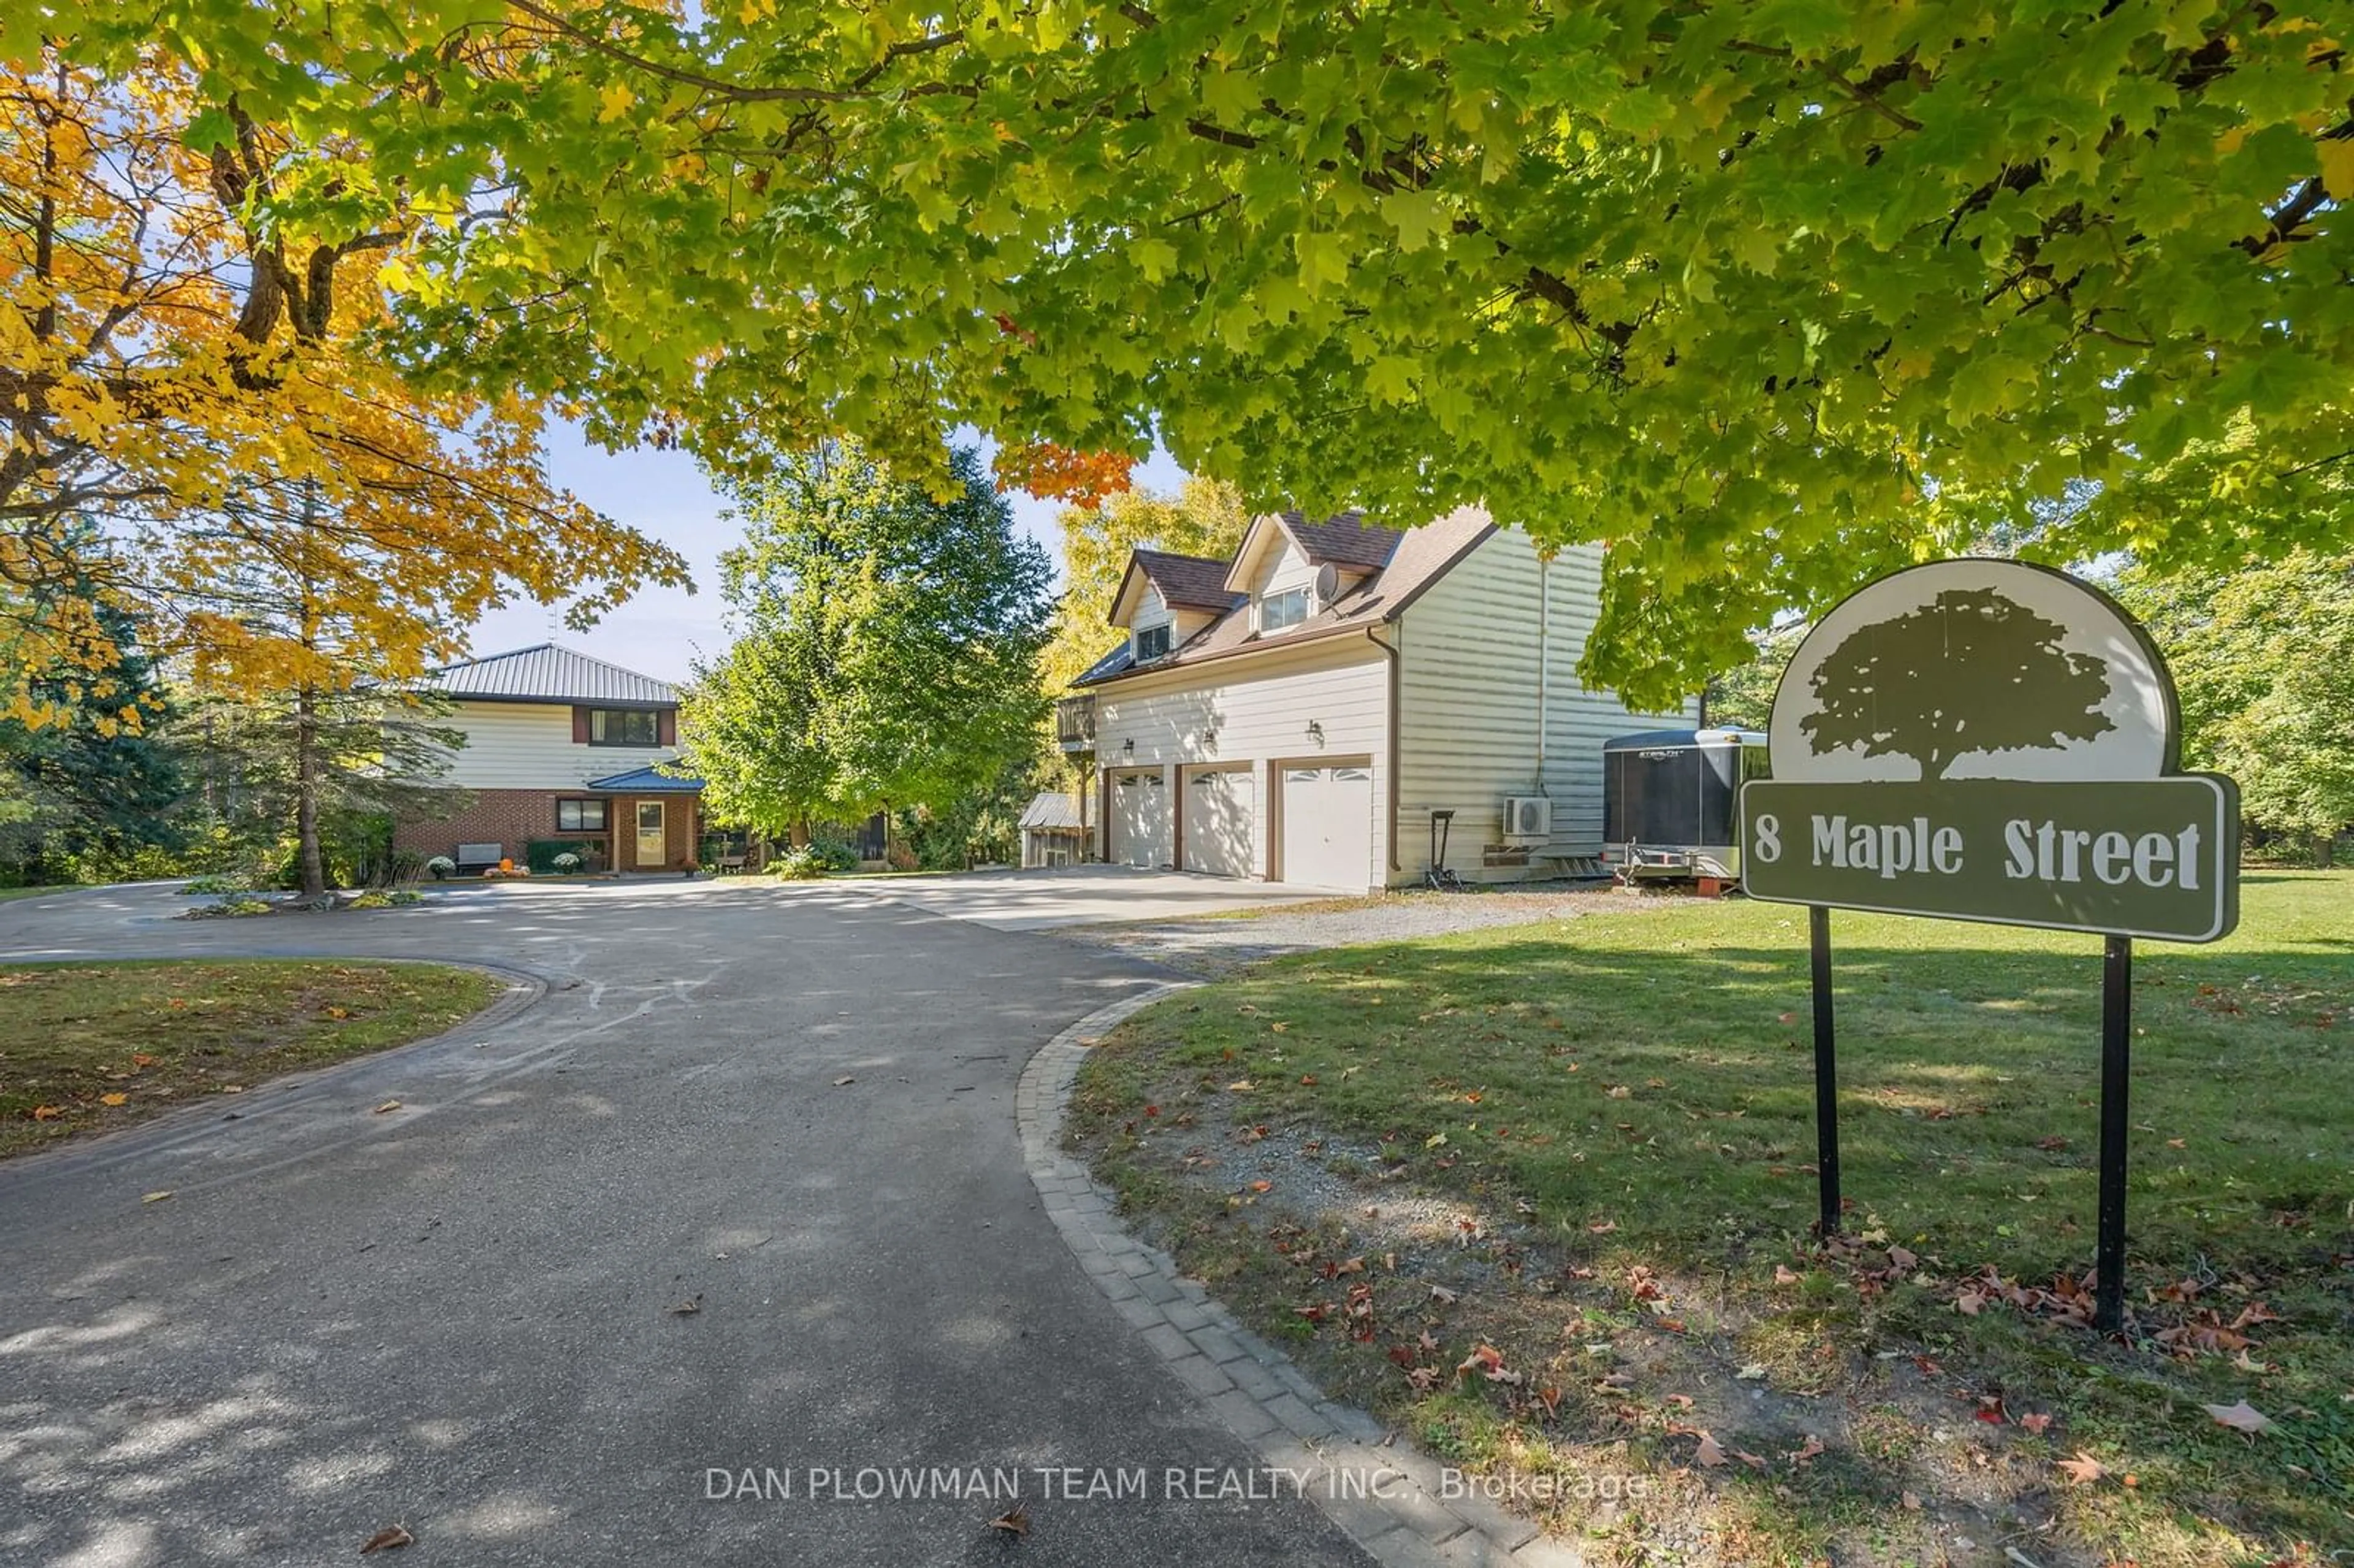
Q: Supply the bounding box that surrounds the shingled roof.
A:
[425,644,677,706]
[1278,510,1404,569]
[1074,506,1496,688]
[1130,549,1246,612]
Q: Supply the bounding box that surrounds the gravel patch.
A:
[1057,884,1647,976]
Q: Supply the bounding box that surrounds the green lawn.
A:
[0,961,505,1157]
[1070,870,2353,1566]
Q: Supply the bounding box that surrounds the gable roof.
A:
[1116,549,1246,620]
[1221,508,1407,594]
[425,644,677,706]
[1018,792,1084,831]
[1278,509,1404,569]
[1075,506,1496,689]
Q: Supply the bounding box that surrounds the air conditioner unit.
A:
[1503,795,1552,843]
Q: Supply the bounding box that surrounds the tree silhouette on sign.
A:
[1800,588,2115,780]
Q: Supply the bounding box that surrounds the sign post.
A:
[1740,561,2239,1333]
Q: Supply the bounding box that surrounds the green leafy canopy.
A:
[679,441,1054,834]
[48,1,2354,706]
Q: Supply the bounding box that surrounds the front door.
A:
[634,801,666,868]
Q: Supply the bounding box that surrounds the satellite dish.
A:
[1313,561,1341,605]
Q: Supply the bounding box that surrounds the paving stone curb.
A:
[1019,982,1583,1568]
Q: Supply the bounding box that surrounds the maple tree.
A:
[35,1,2354,706]
[990,443,1135,509]
[679,441,1053,842]
[0,56,687,689]
[2117,549,2354,862]
[1,53,691,892]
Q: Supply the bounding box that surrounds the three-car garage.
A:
[1103,758,1374,892]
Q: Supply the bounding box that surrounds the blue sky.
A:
[465,425,1189,682]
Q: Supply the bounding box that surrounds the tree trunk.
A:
[2317,833,2336,870]
[791,817,811,848]
[295,680,327,899]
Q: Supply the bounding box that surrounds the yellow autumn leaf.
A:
[597,81,635,123]
[100,1092,128,1107]
[2319,137,2354,200]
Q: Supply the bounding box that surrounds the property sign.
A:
[1740,561,2239,943]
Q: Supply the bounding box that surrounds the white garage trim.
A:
[1108,767,1170,869]
[1273,754,1376,892]
[1178,763,1255,879]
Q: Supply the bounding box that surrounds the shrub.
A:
[425,856,456,880]
[552,852,582,873]
[186,897,275,919]
[806,825,863,872]
[348,890,393,909]
[387,889,424,906]
[884,840,920,872]
[181,873,249,896]
[771,847,829,881]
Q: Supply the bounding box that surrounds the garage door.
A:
[1110,769,1170,869]
[1280,763,1373,891]
[1181,767,1254,878]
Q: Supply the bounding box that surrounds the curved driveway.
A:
[0,881,1369,1567]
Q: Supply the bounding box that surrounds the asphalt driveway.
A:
[0,881,1370,1567]
[828,865,1331,932]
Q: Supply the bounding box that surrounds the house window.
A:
[587,708,660,746]
[1259,587,1310,633]
[557,799,609,832]
[1135,625,1171,660]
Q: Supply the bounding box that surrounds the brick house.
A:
[394,644,707,875]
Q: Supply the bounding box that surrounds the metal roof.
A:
[1018,792,1084,831]
[425,644,678,706]
[584,763,704,793]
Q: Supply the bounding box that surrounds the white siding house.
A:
[1062,508,1693,892]
[429,699,679,791]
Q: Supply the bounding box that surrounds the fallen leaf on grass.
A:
[1427,1284,1457,1305]
[1225,1080,1255,1093]
[30,1105,62,1121]
[2057,1450,2108,1485]
[1586,1219,1618,1235]
[100,1093,128,1107]
[2034,1135,2069,1151]
[2232,1349,2276,1374]
[2019,1412,2053,1434]
[1247,1180,1272,1193]
[373,1100,402,1114]
[2205,1399,2272,1434]
[1735,1449,1768,1471]
[1773,1264,1800,1285]
[359,1524,413,1554]
[1789,1435,1824,1464]
[1735,1363,1769,1380]
[1694,1433,1727,1467]
[988,1503,1030,1537]
[1666,1393,1694,1409]
[1901,1490,1921,1510]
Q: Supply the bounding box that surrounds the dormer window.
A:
[1135,625,1172,660]
[1259,587,1310,634]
